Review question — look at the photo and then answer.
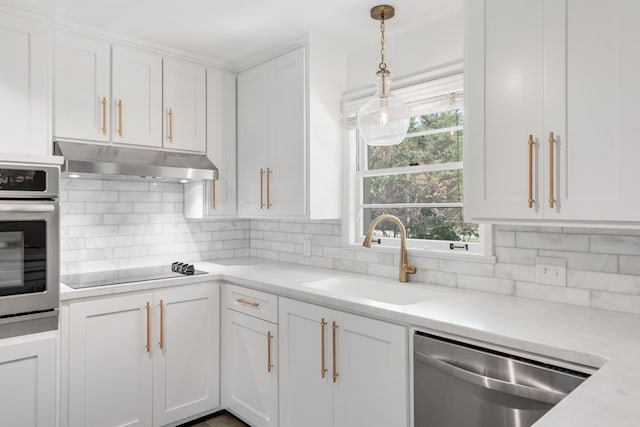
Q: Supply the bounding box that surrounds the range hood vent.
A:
[54,141,217,182]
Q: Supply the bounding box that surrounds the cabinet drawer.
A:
[223,284,277,323]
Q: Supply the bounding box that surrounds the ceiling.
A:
[13,0,462,70]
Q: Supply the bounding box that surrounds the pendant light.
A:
[357,5,410,146]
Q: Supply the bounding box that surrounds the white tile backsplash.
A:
[250,219,640,315]
[59,178,250,275]
[60,183,640,315]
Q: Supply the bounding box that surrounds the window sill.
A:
[345,242,497,264]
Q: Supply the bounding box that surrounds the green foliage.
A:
[364,109,479,242]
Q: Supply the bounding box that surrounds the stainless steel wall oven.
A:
[0,162,59,338]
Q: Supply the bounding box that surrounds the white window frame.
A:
[341,67,493,259]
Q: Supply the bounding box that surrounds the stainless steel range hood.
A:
[54,141,217,182]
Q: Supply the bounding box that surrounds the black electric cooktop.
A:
[61,263,207,289]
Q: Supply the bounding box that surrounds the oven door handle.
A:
[0,204,55,213]
[415,350,567,405]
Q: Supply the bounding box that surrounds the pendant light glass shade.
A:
[357,74,410,146]
[356,5,410,146]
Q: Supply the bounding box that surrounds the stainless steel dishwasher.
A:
[414,331,591,427]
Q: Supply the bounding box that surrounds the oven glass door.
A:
[0,222,47,296]
[0,200,59,316]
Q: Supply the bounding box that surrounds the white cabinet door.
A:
[466,0,640,225]
[237,47,305,217]
[68,293,153,427]
[112,46,162,148]
[184,68,236,219]
[54,32,110,142]
[0,9,49,156]
[279,297,407,427]
[222,309,278,427]
[0,332,56,427]
[332,311,407,427]
[465,0,545,221]
[163,58,206,152]
[263,48,306,217]
[152,284,219,427]
[206,68,236,216]
[278,298,333,427]
[545,0,640,222]
[237,57,270,216]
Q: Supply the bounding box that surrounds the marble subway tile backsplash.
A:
[60,180,640,315]
[59,178,250,274]
[251,219,640,315]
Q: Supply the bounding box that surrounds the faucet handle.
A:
[404,265,417,275]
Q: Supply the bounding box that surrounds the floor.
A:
[187,412,250,427]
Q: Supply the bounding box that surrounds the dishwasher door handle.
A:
[415,350,567,405]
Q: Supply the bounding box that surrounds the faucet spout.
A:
[362,214,416,282]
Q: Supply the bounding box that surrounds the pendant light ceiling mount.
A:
[357,4,410,147]
[370,5,395,21]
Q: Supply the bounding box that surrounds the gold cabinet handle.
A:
[236,298,259,308]
[117,99,123,137]
[101,97,107,135]
[168,108,173,143]
[528,134,534,208]
[145,302,151,353]
[549,132,555,208]
[320,318,328,378]
[159,299,164,349]
[332,321,339,383]
[267,331,274,373]
[211,180,216,210]
[266,168,272,209]
[259,168,265,209]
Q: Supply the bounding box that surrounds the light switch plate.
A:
[535,256,567,286]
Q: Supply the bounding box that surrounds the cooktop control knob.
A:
[172,261,195,275]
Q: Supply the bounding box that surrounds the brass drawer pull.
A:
[145,302,151,353]
[159,299,164,349]
[266,167,272,209]
[321,318,328,378]
[117,99,123,137]
[259,168,265,209]
[168,108,174,142]
[267,331,274,373]
[528,134,534,208]
[101,97,107,135]
[549,132,555,208]
[236,298,259,308]
[332,321,339,383]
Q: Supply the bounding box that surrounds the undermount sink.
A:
[302,277,432,306]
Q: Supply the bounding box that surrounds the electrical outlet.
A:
[535,256,567,286]
[303,239,312,257]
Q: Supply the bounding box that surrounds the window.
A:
[345,73,489,255]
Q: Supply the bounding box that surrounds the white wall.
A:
[345,11,464,92]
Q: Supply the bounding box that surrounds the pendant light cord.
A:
[378,12,389,97]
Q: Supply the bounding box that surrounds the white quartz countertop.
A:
[60,257,640,426]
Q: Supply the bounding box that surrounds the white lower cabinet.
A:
[221,284,278,427]
[0,332,57,427]
[279,297,408,427]
[66,283,219,427]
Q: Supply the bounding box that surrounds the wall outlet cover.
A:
[535,256,567,287]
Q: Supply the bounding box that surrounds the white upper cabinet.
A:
[465,0,640,225]
[184,67,237,219]
[0,7,49,156]
[237,47,305,217]
[112,45,163,148]
[237,37,344,219]
[163,58,206,152]
[54,33,110,142]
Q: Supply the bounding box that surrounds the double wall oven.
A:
[0,162,60,338]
